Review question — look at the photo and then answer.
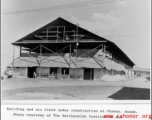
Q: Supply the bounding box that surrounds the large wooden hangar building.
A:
[11,17,135,80]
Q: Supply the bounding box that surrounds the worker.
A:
[33,71,37,78]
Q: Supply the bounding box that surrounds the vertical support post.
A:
[47,27,49,40]
[63,26,65,41]
[57,26,58,41]
[20,46,22,57]
[70,44,71,67]
[76,23,79,40]
[70,44,71,58]
[12,45,15,73]
[101,44,104,80]
[103,44,107,74]
[73,31,75,41]
[90,68,92,80]
[128,70,129,78]
[76,23,79,80]
[102,44,104,65]
[76,43,78,80]
[112,69,113,76]
[69,44,71,79]
[39,45,42,78]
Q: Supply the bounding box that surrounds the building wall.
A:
[93,68,107,80]
[128,70,132,78]
[69,68,84,79]
[36,67,49,74]
[19,67,27,78]
[106,69,112,76]
[102,68,106,76]
[93,68,102,80]
[114,70,118,75]
[111,69,114,76]
[60,68,70,79]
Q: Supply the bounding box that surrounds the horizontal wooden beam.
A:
[35,35,61,38]
[12,40,107,44]
[42,31,60,33]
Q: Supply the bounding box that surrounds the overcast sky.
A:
[1,0,151,69]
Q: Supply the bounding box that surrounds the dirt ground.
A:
[1,77,150,100]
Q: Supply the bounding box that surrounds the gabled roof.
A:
[14,17,109,43]
[12,17,135,67]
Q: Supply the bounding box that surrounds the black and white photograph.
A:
[1,0,151,101]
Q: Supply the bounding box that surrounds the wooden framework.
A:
[11,18,134,79]
[12,42,107,79]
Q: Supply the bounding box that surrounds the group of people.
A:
[33,72,60,79]
[50,72,61,79]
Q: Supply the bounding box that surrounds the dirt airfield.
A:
[1,77,150,100]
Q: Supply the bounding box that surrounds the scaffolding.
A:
[12,42,107,79]
[11,22,133,79]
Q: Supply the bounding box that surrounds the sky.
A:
[1,0,151,69]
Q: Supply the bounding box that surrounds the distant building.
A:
[129,68,150,77]
[11,17,135,80]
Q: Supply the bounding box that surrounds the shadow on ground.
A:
[108,87,150,100]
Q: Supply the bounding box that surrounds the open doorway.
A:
[50,68,58,74]
[61,68,69,75]
[84,68,94,80]
[28,67,36,78]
